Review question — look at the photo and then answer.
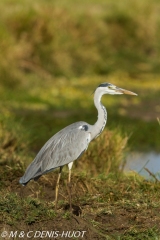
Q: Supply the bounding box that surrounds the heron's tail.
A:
[19,176,29,186]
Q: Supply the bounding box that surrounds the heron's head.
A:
[96,83,137,96]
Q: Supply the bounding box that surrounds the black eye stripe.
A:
[98,83,111,88]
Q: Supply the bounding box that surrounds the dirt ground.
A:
[1,169,160,240]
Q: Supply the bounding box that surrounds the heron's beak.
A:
[116,87,138,96]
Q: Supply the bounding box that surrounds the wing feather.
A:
[19,122,90,185]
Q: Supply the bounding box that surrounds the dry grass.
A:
[1,164,160,239]
[78,129,128,176]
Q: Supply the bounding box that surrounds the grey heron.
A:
[19,83,137,209]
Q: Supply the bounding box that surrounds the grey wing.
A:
[19,122,91,185]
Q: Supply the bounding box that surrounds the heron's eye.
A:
[108,86,113,89]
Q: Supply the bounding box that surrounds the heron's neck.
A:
[92,91,107,140]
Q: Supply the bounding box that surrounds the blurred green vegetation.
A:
[0,0,160,158]
[1,0,160,79]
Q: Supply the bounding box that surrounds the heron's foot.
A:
[64,203,82,216]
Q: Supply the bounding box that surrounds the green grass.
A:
[1,164,160,239]
[0,191,57,226]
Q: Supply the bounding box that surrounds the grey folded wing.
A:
[19,122,91,185]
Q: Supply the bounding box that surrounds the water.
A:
[124,152,160,180]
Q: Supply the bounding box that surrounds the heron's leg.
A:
[67,162,73,210]
[55,166,63,210]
